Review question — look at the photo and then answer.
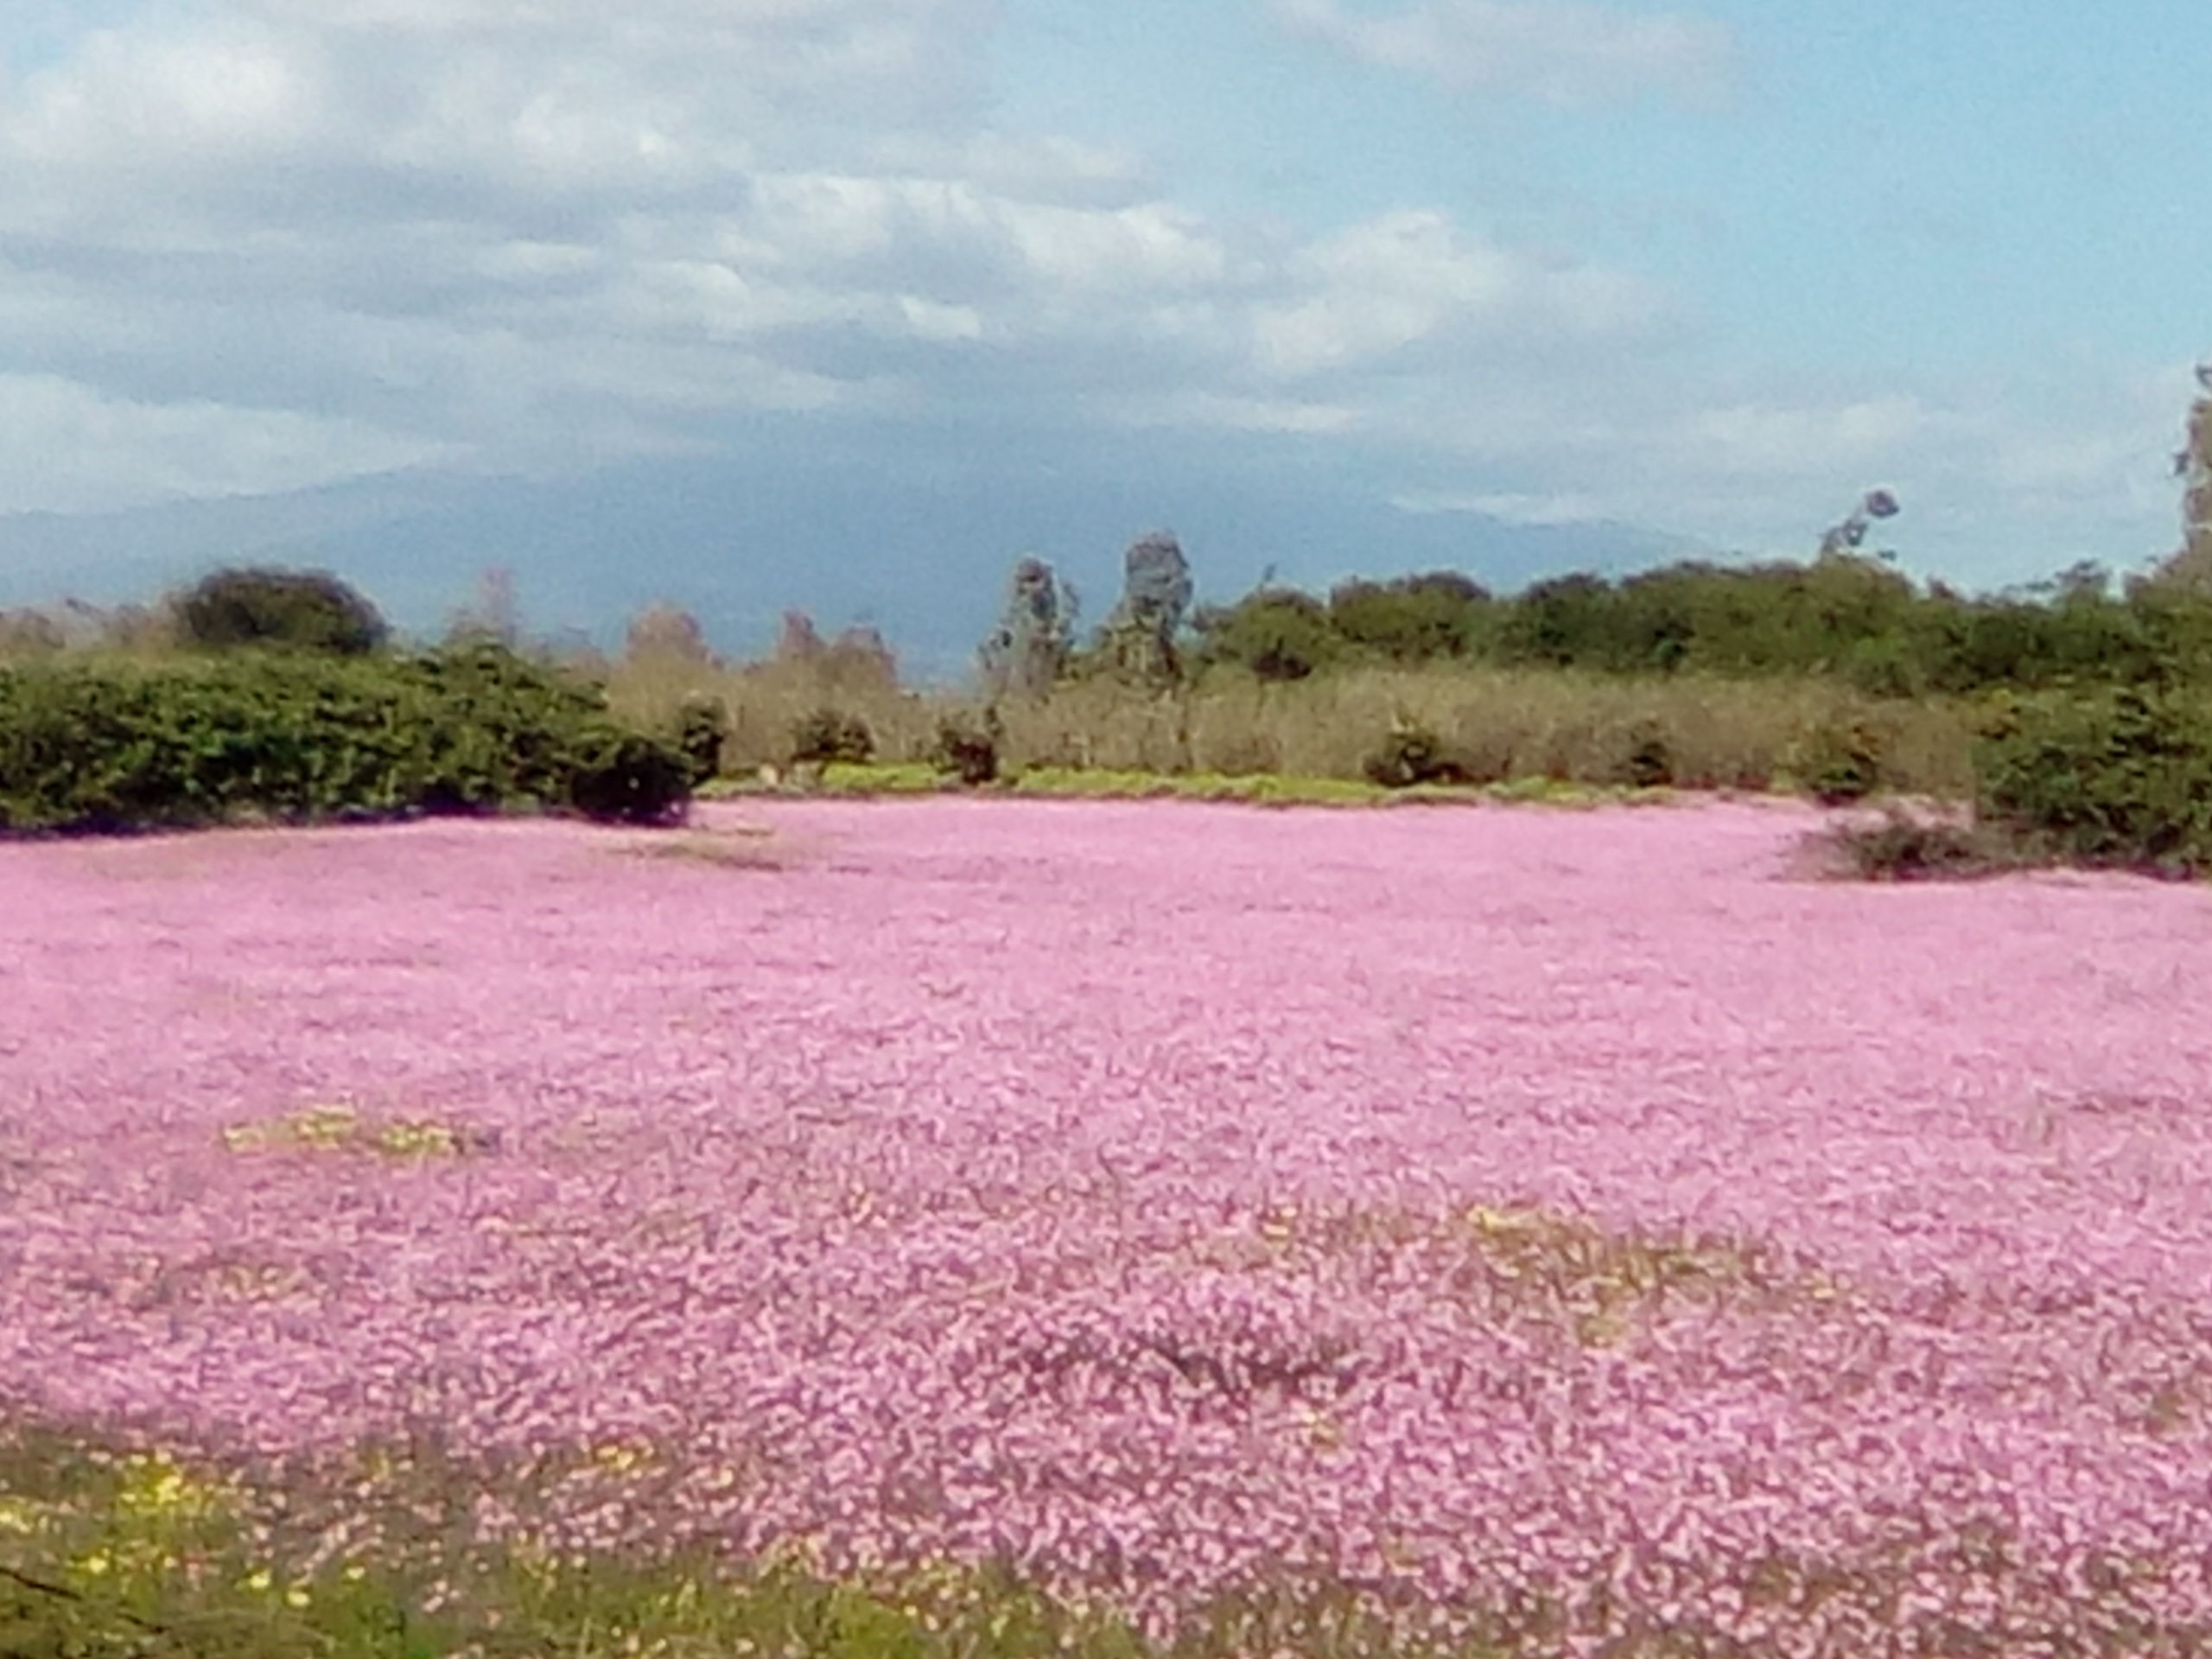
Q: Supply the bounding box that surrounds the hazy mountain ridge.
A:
[0,448,1702,679]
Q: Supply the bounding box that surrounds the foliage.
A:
[674,695,730,785]
[1093,531,1193,686]
[170,566,390,657]
[1326,573,1491,664]
[787,709,875,767]
[1819,807,2024,882]
[617,652,1975,802]
[1185,554,2212,700]
[1974,686,2212,875]
[1360,717,1465,789]
[1795,715,1885,806]
[0,1424,1150,1659]
[566,727,694,826]
[398,640,613,813]
[1618,718,1674,789]
[1192,589,1340,682]
[931,711,1001,786]
[0,642,689,835]
[1495,572,1624,670]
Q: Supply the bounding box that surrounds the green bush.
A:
[1327,573,1491,664]
[1193,590,1340,683]
[0,643,690,836]
[0,656,402,832]
[788,709,874,766]
[674,695,730,785]
[567,728,693,825]
[1974,687,2212,875]
[172,566,389,656]
[396,640,608,812]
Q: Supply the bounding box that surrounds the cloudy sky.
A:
[1,0,2206,657]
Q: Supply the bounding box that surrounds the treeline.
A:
[1188,556,2212,693]
[16,550,2212,879]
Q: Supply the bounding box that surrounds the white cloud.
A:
[0,0,2179,594]
[1386,365,2191,571]
[1272,0,1734,106]
[865,131,1152,209]
[1001,201,1230,296]
[1679,397,1935,480]
[1249,209,1664,378]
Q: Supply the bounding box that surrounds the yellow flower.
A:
[289,1105,360,1148]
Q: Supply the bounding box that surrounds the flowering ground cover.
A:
[4,798,2212,1655]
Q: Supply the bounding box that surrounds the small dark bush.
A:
[568,728,692,825]
[1798,716,1884,805]
[788,709,874,766]
[931,713,1001,786]
[173,566,389,656]
[1362,719,1466,789]
[1822,809,2023,882]
[675,695,730,785]
[1620,718,1674,788]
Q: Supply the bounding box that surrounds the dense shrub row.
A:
[1822,688,2212,880]
[0,643,691,835]
[1974,686,2212,874]
[1191,558,2212,696]
[16,555,2212,880]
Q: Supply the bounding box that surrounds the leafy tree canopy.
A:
[172,566,389,657]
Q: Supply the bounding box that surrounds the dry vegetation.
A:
[0,584,1982,802]
[604,643,1980,799]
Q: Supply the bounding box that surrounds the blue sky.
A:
[0,0,2204,659]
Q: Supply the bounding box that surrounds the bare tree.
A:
[979,556,1075,699]
[447,566,522,646]
[1817,489,1902,562]
[2164,363,2212,589]
[1097,531,1193,683]
[624,602,715,665]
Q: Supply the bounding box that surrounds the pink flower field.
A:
[6,797,2212,1650]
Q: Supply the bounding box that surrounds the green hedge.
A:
[1974,686,2212,876]
[0,643,690,835]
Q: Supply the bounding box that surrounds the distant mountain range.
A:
[0,437,1707,681]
